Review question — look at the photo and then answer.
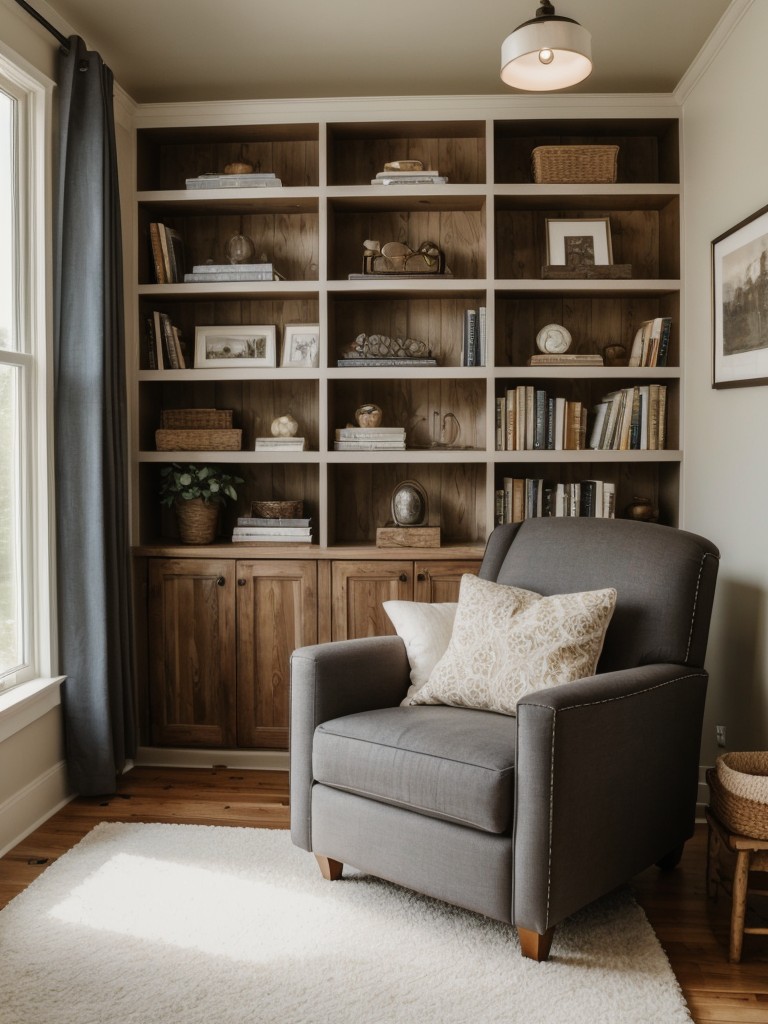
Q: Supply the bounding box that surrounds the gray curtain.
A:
[54,36,136,795]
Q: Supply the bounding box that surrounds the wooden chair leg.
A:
[729,850,750,963]
[315,854,344,881]
[517,925,555,962]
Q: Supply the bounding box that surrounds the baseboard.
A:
[0,760,73,858]
[135,746,289,772]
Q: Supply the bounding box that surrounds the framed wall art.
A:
[712,203,768,388]
[194,325,277,368]
[281,324,320,368]
[545,217,613,266]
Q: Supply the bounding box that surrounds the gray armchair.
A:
[290,519,719,960]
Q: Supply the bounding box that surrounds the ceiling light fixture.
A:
[500,2,592,92]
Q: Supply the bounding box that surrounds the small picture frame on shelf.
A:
[545,217,613,266]
[712,202,768,388]
[194,325,277,368]
[281,324,320,368]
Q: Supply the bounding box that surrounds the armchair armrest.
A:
[290,635,411,851]
[512,662,708,934]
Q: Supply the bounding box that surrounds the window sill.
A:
[0,676,65,743]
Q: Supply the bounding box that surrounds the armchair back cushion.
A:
[481,519,719,673]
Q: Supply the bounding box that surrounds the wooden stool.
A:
[706,808,768,962]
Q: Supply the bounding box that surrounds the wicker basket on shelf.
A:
[251,500,304,519]
[161,408,233,429]
[707,751,768,841]
[531,144,619,184]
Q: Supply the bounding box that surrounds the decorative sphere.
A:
[355,403,383,428]
[392,483,426,526]
[271,414,298,437]
[536,323,572,355]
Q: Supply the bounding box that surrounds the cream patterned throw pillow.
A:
[383,600,458,705]
[409,574,617,716]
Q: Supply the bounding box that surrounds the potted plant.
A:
[159,463,243,544]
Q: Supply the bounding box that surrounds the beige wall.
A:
[680,0,768,764]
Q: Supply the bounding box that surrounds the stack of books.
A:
[231,516,312,543]
[254,436,307,452]
[372,169,447,185]
[334,426,406,451]
[185,172,282,189]
[527,353,604,367]
[184,262,284,283]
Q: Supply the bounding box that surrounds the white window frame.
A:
[0,41,61,726]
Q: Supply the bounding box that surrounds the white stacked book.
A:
[254,436,307,451]
[334,426,406,451]
[372,170,447,185]
[184,262,283,283]
[185,172,283,189]
[231,516,312,543]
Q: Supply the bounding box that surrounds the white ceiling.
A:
[37,0,733,104]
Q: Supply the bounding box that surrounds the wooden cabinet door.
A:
[148,558,236,748]
[413,560,482,602]
[331,560,412,640]
[235,560,317,749]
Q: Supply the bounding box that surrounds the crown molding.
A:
[674,0,754,104]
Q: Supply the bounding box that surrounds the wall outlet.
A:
[716,725,726,747]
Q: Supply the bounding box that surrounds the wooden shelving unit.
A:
[129,99,683,754]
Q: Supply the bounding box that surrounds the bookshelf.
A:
[129,98,682,754]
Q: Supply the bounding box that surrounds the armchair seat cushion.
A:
[312,705,516,834]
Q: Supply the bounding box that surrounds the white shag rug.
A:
[0,822,692,1024]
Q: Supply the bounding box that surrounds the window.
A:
[0,49,52,694]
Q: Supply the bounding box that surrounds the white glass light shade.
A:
[501,18,592,91]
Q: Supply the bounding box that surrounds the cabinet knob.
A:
[237,578,247,587]
[216,576,226,587]
[416,572,427,582]
[398,572,408,583]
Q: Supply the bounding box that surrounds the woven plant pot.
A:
[175,498,220,544]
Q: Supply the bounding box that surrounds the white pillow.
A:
[410,574,617,716]
[383,600,458,706]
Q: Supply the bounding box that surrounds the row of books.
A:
[461,307,486,367]
[628,317,672,367]
[589,385,667,451]
[145,310,187,369]
[495,387,587,451]
[333,427,406,451]
[231,516,312,543]
[495,477,616,524]
[149,222,185,284]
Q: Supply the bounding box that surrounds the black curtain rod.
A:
[14,0,70,50]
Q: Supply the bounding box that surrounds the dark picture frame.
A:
[712,203,768,388]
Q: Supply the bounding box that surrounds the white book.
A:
[334,440,406,450]
[232,526,311,537]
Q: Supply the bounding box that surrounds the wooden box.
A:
[376,526,441,548]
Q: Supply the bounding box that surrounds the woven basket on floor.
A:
[251,499,304,519]
[175,498,220,544]
[707,751,768,840]
[531,144,619,184]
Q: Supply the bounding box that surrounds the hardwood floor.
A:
[1,766,766,1022]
